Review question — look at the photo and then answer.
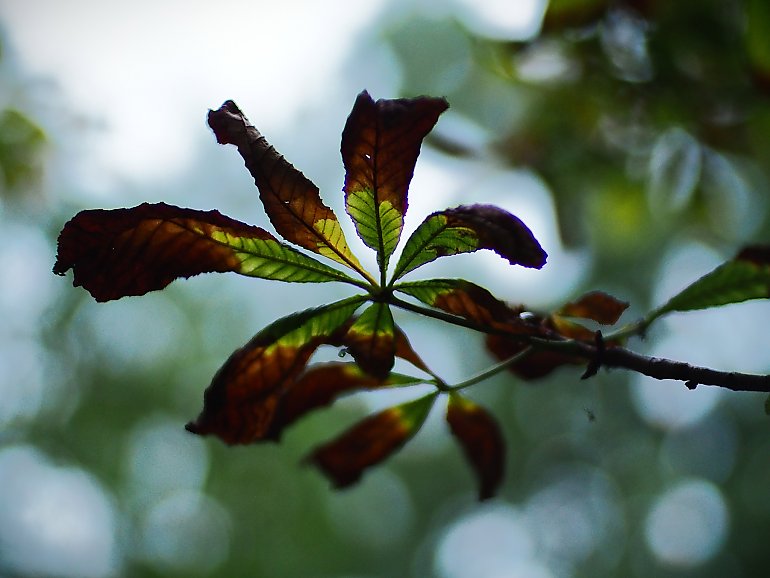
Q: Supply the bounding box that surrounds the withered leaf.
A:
[268,362,422,440]
[208,101,363,273]
[393,204,547,280]
[342,90,448,272]
[559,291,629,325]
[396,278,521,327]
[307,393,436,488]
[446,393,505,501]
[53,202,354,302]
[186,297,364,444]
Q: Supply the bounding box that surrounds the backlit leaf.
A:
[392,204,547,280]
[396,278,521,326]
[208,101,363,274]
[558,291,629,324]
[268,362,423,440]
[307,393,437,488]
[342,90,448,272]
[53,202,356,302]
[446,393,505,501]
[652,245,770,321]
[342,301,396,378]
[186,296,365,444]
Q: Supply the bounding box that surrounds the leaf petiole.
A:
[447,347,533,392]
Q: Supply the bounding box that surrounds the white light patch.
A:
[0,446,120,578]
[0,0,387,188]
[435,504,554,578]
[453,0,547,40]
[645,479,729,568]
[140,490,231,574]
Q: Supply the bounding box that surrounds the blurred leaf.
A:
[0,108,46,196]
[207,100,363,272]
[652,245,770,321]
[446,393,505,500]
[396,278,521,327]
[307,393,437,488]
[542,0,609,32]
[53,202,356,302]
[648,128,701,213]
[747,0,770,92]
[393,204,547,280]
[268,362,423,440]
[342,91,448,273]
[186,296,365,444]
[342,301,396,378]
[558,290,629,324]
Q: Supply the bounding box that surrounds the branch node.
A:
[581,331,605,380]
[685,380,698,390]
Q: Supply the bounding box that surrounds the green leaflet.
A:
[393,213,478,280]
[268,296,368,349]
[209,230,358,284]
[345,193,403,272]
[392,205,546,281]
[650,249,770,323]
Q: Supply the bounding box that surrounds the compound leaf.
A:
[446,393,505,501]
[393,204,547,280]
[342,91,448,273]
[652,245,770,321]
[53,202,356,302]
[307,392,437,488]
[185,296,365,444]
[208,100,363,273]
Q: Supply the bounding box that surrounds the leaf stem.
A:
[448,347,533,392]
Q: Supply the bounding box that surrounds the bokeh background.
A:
[1,0,769,576]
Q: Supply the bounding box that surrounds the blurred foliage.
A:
[2,1,770,577]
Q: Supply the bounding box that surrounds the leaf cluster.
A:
[54,91,770,499]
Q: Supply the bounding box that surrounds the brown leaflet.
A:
[559,291,629,324]
[341,302,396,379]
[487,333,584,380]
[485,312,584,380]
[186,298,362,444]
[431,281,521,327]
[307,394,436,488]
[185,340,320,445]
[267,362,401,440]
[207,101,362,272]
[446,394,505,501]
[443,205,547,269]
[53,202,270,302]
